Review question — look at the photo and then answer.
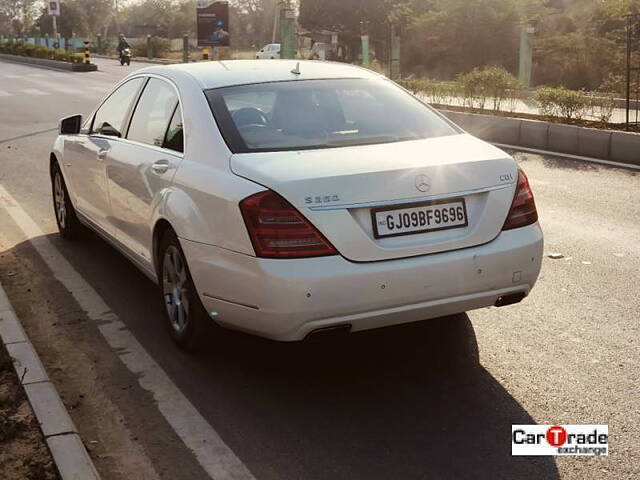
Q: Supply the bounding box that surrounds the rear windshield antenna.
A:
[291,62,301,75]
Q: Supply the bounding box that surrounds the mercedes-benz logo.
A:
[415,174,431,193]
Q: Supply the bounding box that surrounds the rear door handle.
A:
[151,159,172,175]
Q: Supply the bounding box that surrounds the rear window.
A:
[205,78,458,153]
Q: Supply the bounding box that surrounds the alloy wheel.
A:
[53,171,67,229]
[162,245,190,334]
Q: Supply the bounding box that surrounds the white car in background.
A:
[50,60,543,351]
[256,43,281,59]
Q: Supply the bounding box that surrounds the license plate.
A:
[372,198,468,239]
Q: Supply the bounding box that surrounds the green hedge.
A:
[400,70,616,124]
[0,41,85,64]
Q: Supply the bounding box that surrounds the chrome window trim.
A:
[88,73,187,157]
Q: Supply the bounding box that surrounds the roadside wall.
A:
[440,110,640,166]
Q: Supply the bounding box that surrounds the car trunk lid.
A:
[231,134,518,262]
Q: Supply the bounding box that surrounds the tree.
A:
[403,0,520,78]
[0,0,40,35]
[229,0,277,47]
[34,2,85,37]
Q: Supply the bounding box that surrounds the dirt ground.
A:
[0,341,58,480]
[0,237,161,480]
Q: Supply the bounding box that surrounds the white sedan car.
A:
[256,44,280,59]
[51,60,543,350]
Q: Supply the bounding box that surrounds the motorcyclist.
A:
[117,35,130,59]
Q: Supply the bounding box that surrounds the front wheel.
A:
[159,230,209,351]
[51,163,85,240]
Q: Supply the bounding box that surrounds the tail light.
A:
[502,168,538,230]
[240,190,338,258]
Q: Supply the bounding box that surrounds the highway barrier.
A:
[441,110,640,167]
[0,53,97,72]
[83,41,91,65]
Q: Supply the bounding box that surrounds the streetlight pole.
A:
[52,15,58,46]
[272,2,280,44]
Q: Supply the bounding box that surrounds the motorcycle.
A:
[120,47,131,66]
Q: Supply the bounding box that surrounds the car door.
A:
[66,77,145,235]
[106,76,184,266]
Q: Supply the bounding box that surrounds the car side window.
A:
[92,78,145,137]
[127,78,178,147]
[163,104,184,153]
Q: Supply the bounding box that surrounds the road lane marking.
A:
[0,90,10,97]
[0,127,58,145]
[3,74,22,79]
[0,184,255,480]
[21,88,50,96]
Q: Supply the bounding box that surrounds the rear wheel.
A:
[158,229,209,351]
[51,163,85,240]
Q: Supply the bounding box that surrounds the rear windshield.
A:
[205,78,458,153]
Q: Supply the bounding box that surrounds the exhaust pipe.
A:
[495,292,526,307]
[305,324,352,341]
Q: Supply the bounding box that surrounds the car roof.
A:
[137,60,384,90]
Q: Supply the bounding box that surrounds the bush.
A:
[534,86,589,120]
[32,45,50,59]
[586,93,616,124]
[132,37,171,58]
[74,52,89,63]
[53,50,70,62]
[457,66,521,111]
[0,41,82,64]
[398,78,458,106]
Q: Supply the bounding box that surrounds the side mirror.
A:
[59,114,82,135]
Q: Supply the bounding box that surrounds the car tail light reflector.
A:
[502,168,538,230]
[240,190,338,258]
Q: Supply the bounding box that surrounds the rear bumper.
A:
[182,224,543,341]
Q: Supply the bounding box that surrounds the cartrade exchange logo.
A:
[512,425,608,456]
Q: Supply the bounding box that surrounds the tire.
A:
[126,59,130,66]
[120,59,125,65]
[51,163,86,240]
[158,229,209,351]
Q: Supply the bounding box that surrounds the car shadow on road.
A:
[42,232,559,480]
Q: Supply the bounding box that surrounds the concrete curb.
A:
[0,53,98,71]
[0,282,101,480]
[92,53,180,65]
[440,109,640,167]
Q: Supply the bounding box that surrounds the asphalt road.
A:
[0,57,638,480]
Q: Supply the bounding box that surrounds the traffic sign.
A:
[48,1,60,16]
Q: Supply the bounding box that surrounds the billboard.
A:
[197,1,230,47]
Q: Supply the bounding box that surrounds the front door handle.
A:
[151,159,172,175]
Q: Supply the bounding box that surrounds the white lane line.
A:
[0,90,11,97]
[87,86,110,92]
[0,184,255,480]
[21,88,50,96]
[3,74,22,79]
